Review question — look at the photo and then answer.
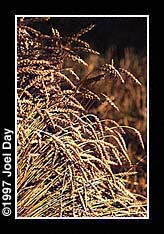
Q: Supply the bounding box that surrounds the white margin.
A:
[15,15,149,220]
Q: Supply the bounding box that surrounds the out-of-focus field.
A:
[89,48,147,196]
[66,47,147,196]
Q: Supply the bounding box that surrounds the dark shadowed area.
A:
[33,17,147,57]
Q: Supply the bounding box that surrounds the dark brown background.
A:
[33,17,147,56]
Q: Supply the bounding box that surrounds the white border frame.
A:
[15,15,149,220]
